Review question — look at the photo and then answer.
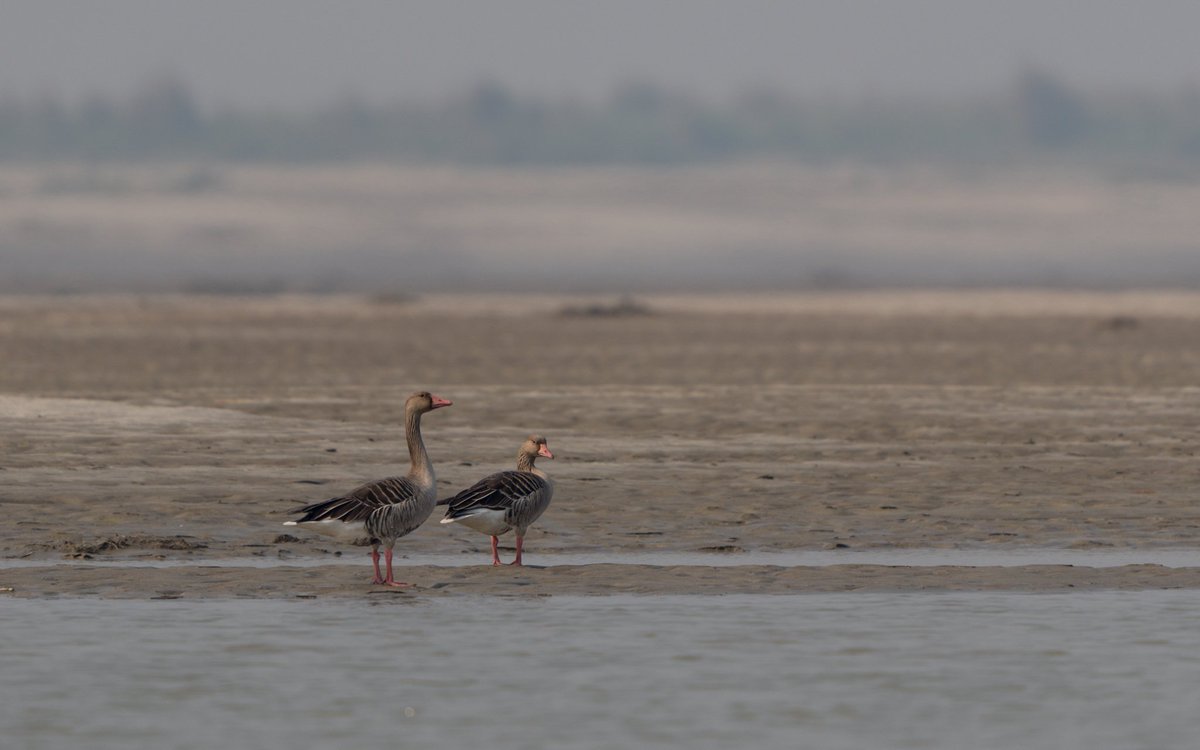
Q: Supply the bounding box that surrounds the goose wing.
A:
[441,471,548,519]
[290,475,422,524]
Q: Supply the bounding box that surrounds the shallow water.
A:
[6,547,1200,569]
[3,592,1198,750]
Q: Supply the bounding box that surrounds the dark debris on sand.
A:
[558,295,654,318]
[32,534,210,557]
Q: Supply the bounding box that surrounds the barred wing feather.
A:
[291,476,421,523]
[443,471,548,517]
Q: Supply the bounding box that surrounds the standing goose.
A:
[284,391,451,587]
[439,435,555,566]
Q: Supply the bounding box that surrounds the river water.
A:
[3,591,1198,750]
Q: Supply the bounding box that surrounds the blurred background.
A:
[3,0,1200,293]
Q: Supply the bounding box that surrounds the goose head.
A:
[406,391,453,414]
[522,434,553,460]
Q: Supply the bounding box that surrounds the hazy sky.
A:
[6,0,1200,108]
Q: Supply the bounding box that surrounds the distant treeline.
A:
[3,69,1200,165]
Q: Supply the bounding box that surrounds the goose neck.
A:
[405,408,434,485]
[516,452,536,473]
[517,452,547,478]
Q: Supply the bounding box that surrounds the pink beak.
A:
[538,443,554,459]
[430,394,453,409]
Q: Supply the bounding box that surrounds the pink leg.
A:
[509,534,524,566]
[371,547,384,584]
[383,547,412,588]
[491,535,502,566]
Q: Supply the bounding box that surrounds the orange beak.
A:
[430,394,453,409]
[538,443,554,459]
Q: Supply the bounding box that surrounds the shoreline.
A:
[4,562,1199,599]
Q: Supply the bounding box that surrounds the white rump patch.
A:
[287,519,369,543]
[441,508,510,536]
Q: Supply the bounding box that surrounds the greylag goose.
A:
[284,391,451,586]
[439,435,554,566]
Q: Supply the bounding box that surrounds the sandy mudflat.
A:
[3,291,1200,598]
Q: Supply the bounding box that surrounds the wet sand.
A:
[3,291,1200,597]
[4,563,1200,599]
